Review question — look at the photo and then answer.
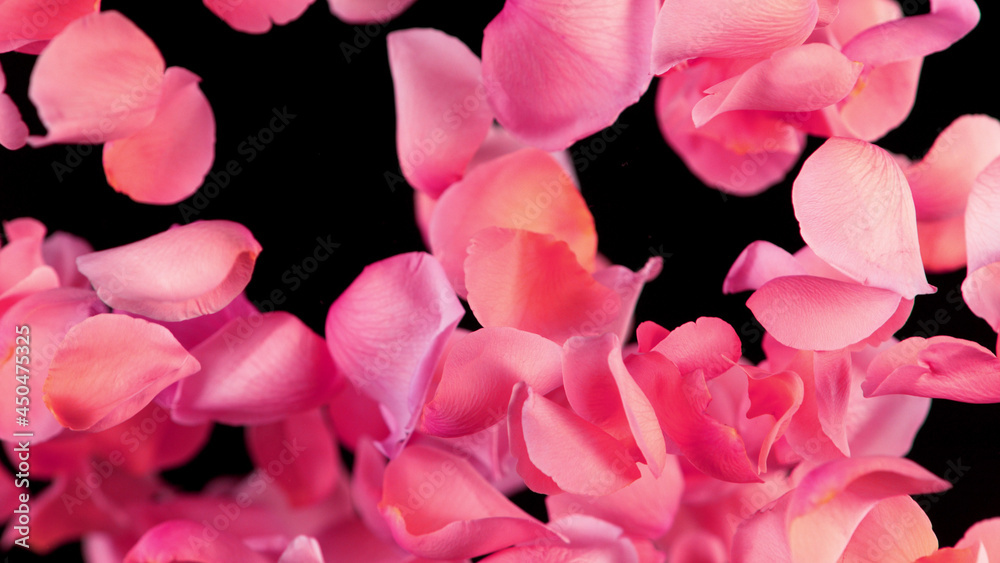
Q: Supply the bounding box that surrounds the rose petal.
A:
[203,0,315,34]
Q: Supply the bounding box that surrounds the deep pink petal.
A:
[724,241,808,294]
[563,333,668,476]
[748,275,903,351]
[841,0,980,67]
[325,252,463,457]
[328,382,390,450]
[388,28,492,198]
[636,320,670,354]
[328,0,416,24]
[546,458,684,539]
[44,314,200,432]
[28,11,165,146]
[422,327,563,438]
[76,220,262,322]
[173,311,339,424]
[652,0,818,73]
[380,444,561,559]
[793,137,932,297]
[246,409,343,507]
[692,44,862,126]
[482,0,656,151]
[465,228,618,345]
[103,66,215,205]
[350,436,392,543]
[864,336,1000,403]
[204,0,315,33]
[746,370,804,473]
[429,148,596,295]
[651,317,741,380]
[124,520,270,563]
[627,352,760,483]
[0,0,100,52]
[483,515,640,562]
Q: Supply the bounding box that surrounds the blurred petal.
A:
[0,0,100,52]
[204,0,315,33]
[76,220,261,322]
[124,520,270,563]
[328,0,416,24]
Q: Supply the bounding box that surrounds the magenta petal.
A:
[422,327,563,438]
[28,11,165,146]
[103,66,215,205]
[842,0,980,67]
[325,252,464,457]
[748,275,903,351]
[44,314,201,432]
[482,0,656,151]
[513,383,642,495]
[328,0,416,24]
[173,311,339,424]
[865,336,1000,403]
[692,44,862,126]
[246,409,343,507]
[76,220,261,322]
[388,28,492,198]
[380,444,562,559]
[793,138,932,298]
[204,0,315,33]
[124,520,270,562]
[651,0,818,73]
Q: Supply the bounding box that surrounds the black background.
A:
[1,0,999,559]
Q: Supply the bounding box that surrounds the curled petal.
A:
[482,0,656,150]
[76,220,261,322]
[28,11,165,146]
[864,336,1000,403]
[725,241,807,294]
[103,67,215,205]
[44,314,200,432]
[325,252,464,457]
[388,28,492,198]
[651,317,742,379]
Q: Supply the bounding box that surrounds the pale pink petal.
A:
[44,314,200,432]
[278,536,325,563]
[836,58,923,142]
[915,548,982,563]
[841,496,938,562]
[963,263,1000,333]
[749,275,903,351]
[731,495,793,563]
[591,257,663,342]
[864,336,1000,403]
[41,231,93,289]
[328,0,416,24]
[828,0,902,45]
[918,215,968,274]
[0,266,59,318]
[422,327,563,438]
[651,0,818,73]
[465,228,618,344]
[380,444,561,559]
[693,44,862,127]
[465,124,580,184]
[955,518,1000,559]
[483,515,639,562]
[793,137,932,297]
[724,241,808,294]
[0,0,100,52]
[388,28,492,198]
[626,352,760,483]
[28,11,165,146]
[817,0,840,26]
[563,333,668,476]
[482,0,656,151]
[512,383,642,495]
[139,291,261,351]
[0,288,105,442]
[246,409,342,507]
[965,156,1000,272]
[656,63,807,196]
[325,252,464,457]
[546,458,684,539]
[841,0,980,67]
[124,520,270,563]
[76,220,262,322]
[204,0,315,34]
[0,217,46,295]
[173,312,339,424]
[103,66,215,205]
[429,148,596,295]
[651,317,742,380]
